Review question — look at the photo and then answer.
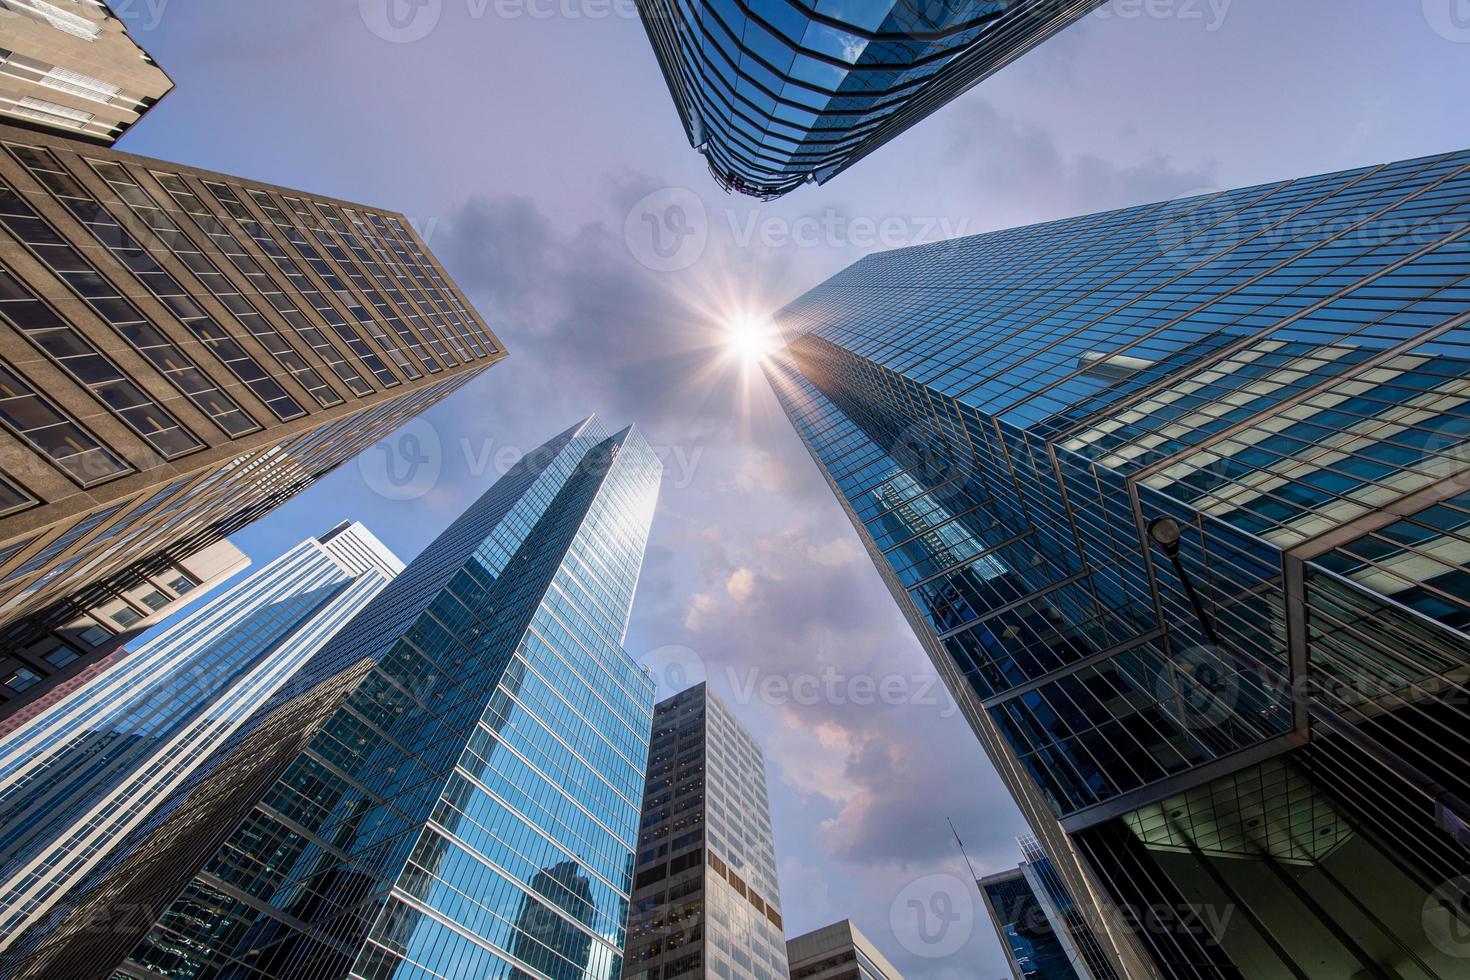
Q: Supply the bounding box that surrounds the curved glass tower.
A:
[635,0,1102,198]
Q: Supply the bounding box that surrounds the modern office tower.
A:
[0,520,401,957]
[786,920,903,980]
[624,682,788,980]
[0,416,661,980]
[0,0,173,145]
[979,835,1119,980]
[0,536,247,726]
[765,148,1470,977]
[634,0,1101,199]
[980,866,1084,980]
[0,123,505,673]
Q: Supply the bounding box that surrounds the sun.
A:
[725,315,778,363]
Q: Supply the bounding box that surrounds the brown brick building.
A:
[0,124,505,711]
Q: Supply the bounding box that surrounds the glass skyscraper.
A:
[634,0,1101,198]
[765,148,1470,977]
[980,835,1119,980]
[0,520,402,959]
[624,683,787,980]
[0,416,662,980]
[0,122,504,689]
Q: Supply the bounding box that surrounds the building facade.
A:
[0,520,401,957]
[765,148,1470,977]
[786,920,902,980]
[980,835,1119,980]
[0,416,660,979]
[0,0,173,145]
[0,535,248,725]
[634,0,1101,198]
[0,123,505,665]
[624,682,787,980]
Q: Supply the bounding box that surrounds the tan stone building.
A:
[0,0,173,145]
[787,921,903,980]
[0,123,506,700]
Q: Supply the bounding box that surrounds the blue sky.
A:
[112,0,1470,975]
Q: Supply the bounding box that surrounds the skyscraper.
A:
[634,0,1101,198]
[624,682,788,980]
[0,416,661,980]
[979,835,1119,980]
[0,520,402,957]
[765,148,1470,977]
[786,920,903,980]
[0,0,173,144]
[0,123,505,671]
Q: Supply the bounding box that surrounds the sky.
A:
[108,0,1470,975]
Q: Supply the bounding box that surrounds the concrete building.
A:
[787,920,902,980]
[0,123,505,674]
[625,683,788,980]
[0,0,173,145]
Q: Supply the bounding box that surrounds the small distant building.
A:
[786,920,903,980]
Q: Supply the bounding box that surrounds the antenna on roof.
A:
[948,817,980,884]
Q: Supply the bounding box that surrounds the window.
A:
[168,575,196,595]
[3,667,40,692]
[10,97,91,130]
[111,606,142,628]
[38,66,119,103]
[77,623,110,647]
[41,641,78,667]
[138,589,169,611]
[0,363,129,486]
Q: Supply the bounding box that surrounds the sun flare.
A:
[725,315,779,363]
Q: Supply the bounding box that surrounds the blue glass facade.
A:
[0,416,661,979]
[0,522,402,962]
[766,149,1470,977]
[634,0,1102,198]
